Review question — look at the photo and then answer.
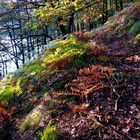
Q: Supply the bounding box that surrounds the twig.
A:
[114,90,120,111]
[110,127,126,140]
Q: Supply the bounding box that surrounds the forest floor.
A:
[0,5,140,140]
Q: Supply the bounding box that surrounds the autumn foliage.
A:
[51,65,115,103]
[67,65,114,99]
[0,107,12,131]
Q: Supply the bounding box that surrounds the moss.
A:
[42,37,90,67]
[20,105,43,132]
[134,33,140,43]
[98,55,110,62]
[0,77,22,103]
[125,15,135,28]
[129,21,140,35]
[38,121,59,140]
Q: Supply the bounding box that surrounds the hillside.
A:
[0,5,140,140]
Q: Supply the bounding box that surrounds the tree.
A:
[29,0,127,34]
[0,0,49,76]
[28,0,94,34]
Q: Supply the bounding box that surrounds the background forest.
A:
[0,0,132,77]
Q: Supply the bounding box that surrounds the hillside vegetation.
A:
[0,5,140,140]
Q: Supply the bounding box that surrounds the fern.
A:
[51,65,115,103]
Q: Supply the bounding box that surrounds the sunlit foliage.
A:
[0,76,21,104]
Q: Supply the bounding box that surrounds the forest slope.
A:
[0,5,140,140]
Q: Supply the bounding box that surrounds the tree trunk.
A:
[67,13,74,33]
[119,0,123,10]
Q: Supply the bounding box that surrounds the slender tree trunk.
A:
[59,24,67,35]
[119,0,123,10]
[67,13,74,33]
[58,17,67,35]
[5,61,7,75]
[7,27,19,69]
[0,55,5,77]
[27,37,31,60]
[102,0,105,24]
[18,15,25,64]
[115,0,118,11]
